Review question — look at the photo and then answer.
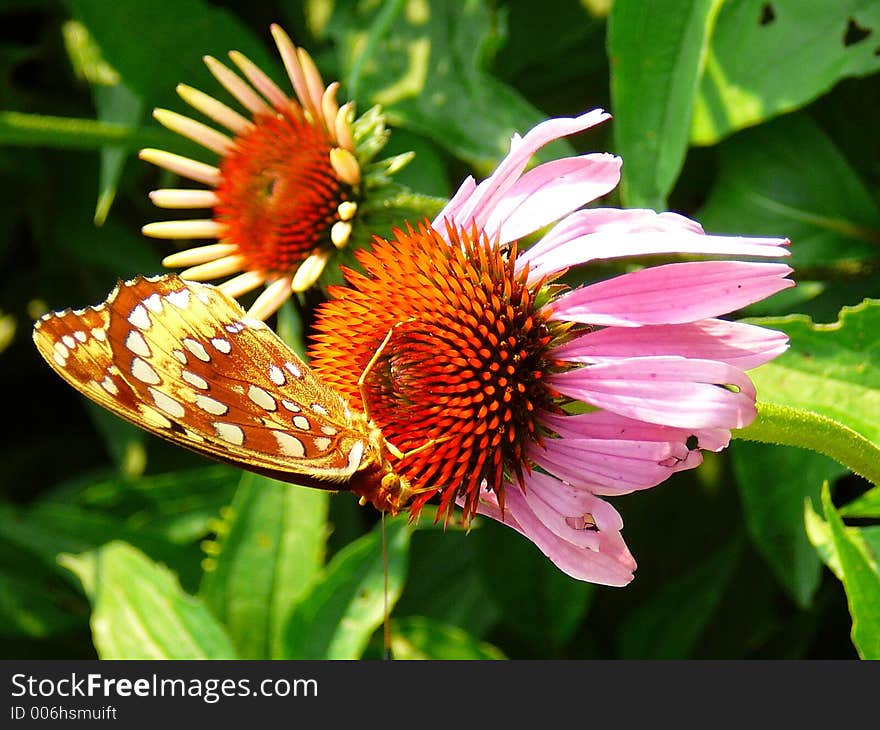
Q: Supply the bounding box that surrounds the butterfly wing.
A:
[33,274,373,487]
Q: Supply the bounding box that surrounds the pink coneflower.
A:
[309,109,793,586]
[140,24,407,320]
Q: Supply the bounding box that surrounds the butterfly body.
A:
[33,274,414,515]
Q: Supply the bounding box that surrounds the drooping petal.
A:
[528,436,692,495]
[484,153,621,244]
[472,478,637,586]
[519,208,790,284]
[434,109,611,237]
[541,410,731,453]
[549,356,757,429]
[547,261,794,327]
[553,319,790,371]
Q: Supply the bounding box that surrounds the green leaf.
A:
[390,616,505,659]
[732,442,848,607]
[616,538,743,659]
[0,501,203,592]
[693,0,880,145]
[93,83,144,225]
[326,0,574,171]
[61,18,145,224]
[841,486,880,519]
[60,541,237,659]
[395,529,499,638]
[699,114,880,272]
[85,403,147,479]
[282,516,411,659]
[0,536,84,638]
[199,473,329,659]
[738,301,880,487]
[476,520,592,651]
[379,128,449,198]
[821,485,880,659]
[608,0,723,208]
[76,466,239,544]
[67,0,278,109]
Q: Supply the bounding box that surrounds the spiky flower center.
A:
[214,108,352,274]
[309,222,564,522]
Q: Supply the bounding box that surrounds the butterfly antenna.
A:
[382,511,393,660]
[358,323,404,422]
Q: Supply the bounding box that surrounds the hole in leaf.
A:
[844,18,872,46]
[759,3,776,26]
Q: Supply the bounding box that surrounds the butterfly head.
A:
[346,419,415,516]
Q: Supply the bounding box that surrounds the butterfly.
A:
[32,274,415,514]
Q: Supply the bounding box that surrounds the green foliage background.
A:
[1,0,878,659]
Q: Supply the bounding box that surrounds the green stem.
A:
[735,401,880,487]
[0,111,169,150]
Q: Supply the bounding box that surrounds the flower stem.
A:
[735,401,880,487]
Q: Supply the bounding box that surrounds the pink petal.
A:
[549,357,757,429]
[433,109,611,237]
[553,319,790,371]
[541,410,731,452]
[436,175,476,225]
[484,154,621,244]
[547,261,794,327]
[472,478,636,586]
[518,208,789,283]
[528,437,689,495]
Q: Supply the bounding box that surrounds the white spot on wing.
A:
[62,335,76,348]
[211,337,232,354]
[347,441,365,472]
[128,304,151,329]
[321,425,338,436]
[273,431,306,457]
[314,437,332,451]
[166,289,191,309]
[125,329,151,358]
[248,385,277,411]
[311,403,329,416]
[181,370,209,390]
[268,365,286,386]
[73,331,87,343]
[131,357,160,385]
[183,338,210,362]
[284,361,303,379]
[148,387,185,418]
[214,422,244,445]
[282,399,301,413]
[144,293,163,313]
[100,375,119,395]
[292,415,310,430]
[91,328,106,342]
[140,406,172,429]
[195,394,228,415]
[53,342,69,359]
[172,349,187,364]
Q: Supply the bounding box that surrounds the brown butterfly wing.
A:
[33,274,375,488]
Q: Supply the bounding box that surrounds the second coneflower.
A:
[309,109,794,586]
[140,24,408,320]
